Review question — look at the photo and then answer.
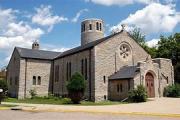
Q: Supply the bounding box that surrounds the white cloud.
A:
[110,3,180,34]
[32,5,68,32]
[146,38,160,47]
[72,9,89,23]
[85,0,159,6]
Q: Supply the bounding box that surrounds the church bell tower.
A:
[32,40,39,50]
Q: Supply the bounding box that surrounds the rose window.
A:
[119,44,131,60]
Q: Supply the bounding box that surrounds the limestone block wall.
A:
[19,59,53,98]
[153,58,174,96]
[7,49,20,98]
[94,31,148,101]
[53,48,95,100]
[109,79,132,101]
[136,61,160,97]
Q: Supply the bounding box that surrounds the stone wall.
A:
[109,79,132,101]
[53,49,95,100]
[153,58,174,96]
[94,31,149,101]
[7,49,20,98]
[18,58,53,99]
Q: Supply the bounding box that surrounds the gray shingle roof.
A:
[16,47,60,60]
[109,66,139,80]
[55,31,123,59]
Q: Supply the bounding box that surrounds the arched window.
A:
[38,76,41,85]
[89,24,92,30]
[96,22,99,30]
[33,76,36,85]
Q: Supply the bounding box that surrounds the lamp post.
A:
[0,89,3,104]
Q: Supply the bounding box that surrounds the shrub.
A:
[128,85,147,103]
[66,72,86,104]
[0,80,8,104]
[29,89,37,99]
[0,80,8,92]
[163,84,180,97]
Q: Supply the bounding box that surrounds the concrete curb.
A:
[0,107,10,110]
[22,108,180,118]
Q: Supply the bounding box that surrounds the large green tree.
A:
[130,27,157,58]
[157,33,180,83]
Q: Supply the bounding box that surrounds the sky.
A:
[0,0,180,68]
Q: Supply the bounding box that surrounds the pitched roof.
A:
[16,47,60,60]
[108,66,139,80]
[55,31,123,59]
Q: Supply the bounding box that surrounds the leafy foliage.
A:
[131,27,180,83]
[66,72,86,104]
[128,85,147,103]
[67,72,86,92]
[163,84,180,97]
[29,89,37,99]
[0,80,8,92]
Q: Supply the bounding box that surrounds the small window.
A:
[166,77,169,84]
[96,22,99,30]
[104,95,106,100]
[128,80,130,90]
[120,84,123,92]
[33,76,36,85]
[117,84,120,93]
[81,59,84,75]
[14,57,16,63]
[103,76,106,83]
[10,77,12,85]
[38,76,41,85]
[89,24,92,30]
[100,23,102,31]
[85,58,88,80]
[15,76,18,85]
[55,65,59,82]
[83,24,86,32]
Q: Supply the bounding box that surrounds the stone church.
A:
[7,19,174,102]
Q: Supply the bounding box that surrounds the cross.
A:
[121,24,126,30]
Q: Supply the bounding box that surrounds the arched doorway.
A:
[145,72,155,98]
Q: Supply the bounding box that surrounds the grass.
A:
[0,104,17,107]
[4,97,126,106]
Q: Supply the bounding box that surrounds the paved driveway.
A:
[2,97,180,117]
[0,110,179,120]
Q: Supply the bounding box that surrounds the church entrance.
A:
[145,72,155,98]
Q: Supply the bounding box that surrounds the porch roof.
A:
[108,66,139,80]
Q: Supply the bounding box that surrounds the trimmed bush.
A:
[66,72,86,104]
[128,85,147,103]
[0,80,8,104]
[163,84,180,97]
[0,80,8,92]
[29,89,37,99]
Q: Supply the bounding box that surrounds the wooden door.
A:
[145,72,155,98]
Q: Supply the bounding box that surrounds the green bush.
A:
[163,84,180,97]
[29,89,37,99]
[0,80,8,92]
[128,85,147,103]
[0,80,8,104]
[66,72,86,104]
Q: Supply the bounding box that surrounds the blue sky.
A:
[0,0,180,68]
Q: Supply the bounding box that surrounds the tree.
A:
[128,85,147,103]
[157,33,180,83]
[66,72,86,104]
[130,27,146,46]
[0,80,8,104]
[130,27,157,58]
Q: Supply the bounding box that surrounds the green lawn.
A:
[0,104,17,107]
[4,97,126,106]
